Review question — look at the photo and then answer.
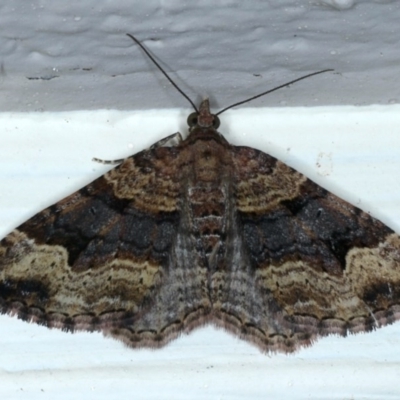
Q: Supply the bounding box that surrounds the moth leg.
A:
[92,156,126,165]
[150,132,183,149]
[92,133,183,165]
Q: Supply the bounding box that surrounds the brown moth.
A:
[1,36,399,354]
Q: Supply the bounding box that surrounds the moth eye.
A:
[212,115,220,129]
[187,113,198,127]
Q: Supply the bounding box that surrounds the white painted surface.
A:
[1,0,400,398]
[1,106,400,399]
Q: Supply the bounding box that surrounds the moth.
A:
[1,35,399,354]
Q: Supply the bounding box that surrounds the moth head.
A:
[187,112,220,130]
[187,98,220,131]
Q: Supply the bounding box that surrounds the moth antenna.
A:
[215,69,334,116]
[126,33,199,113]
